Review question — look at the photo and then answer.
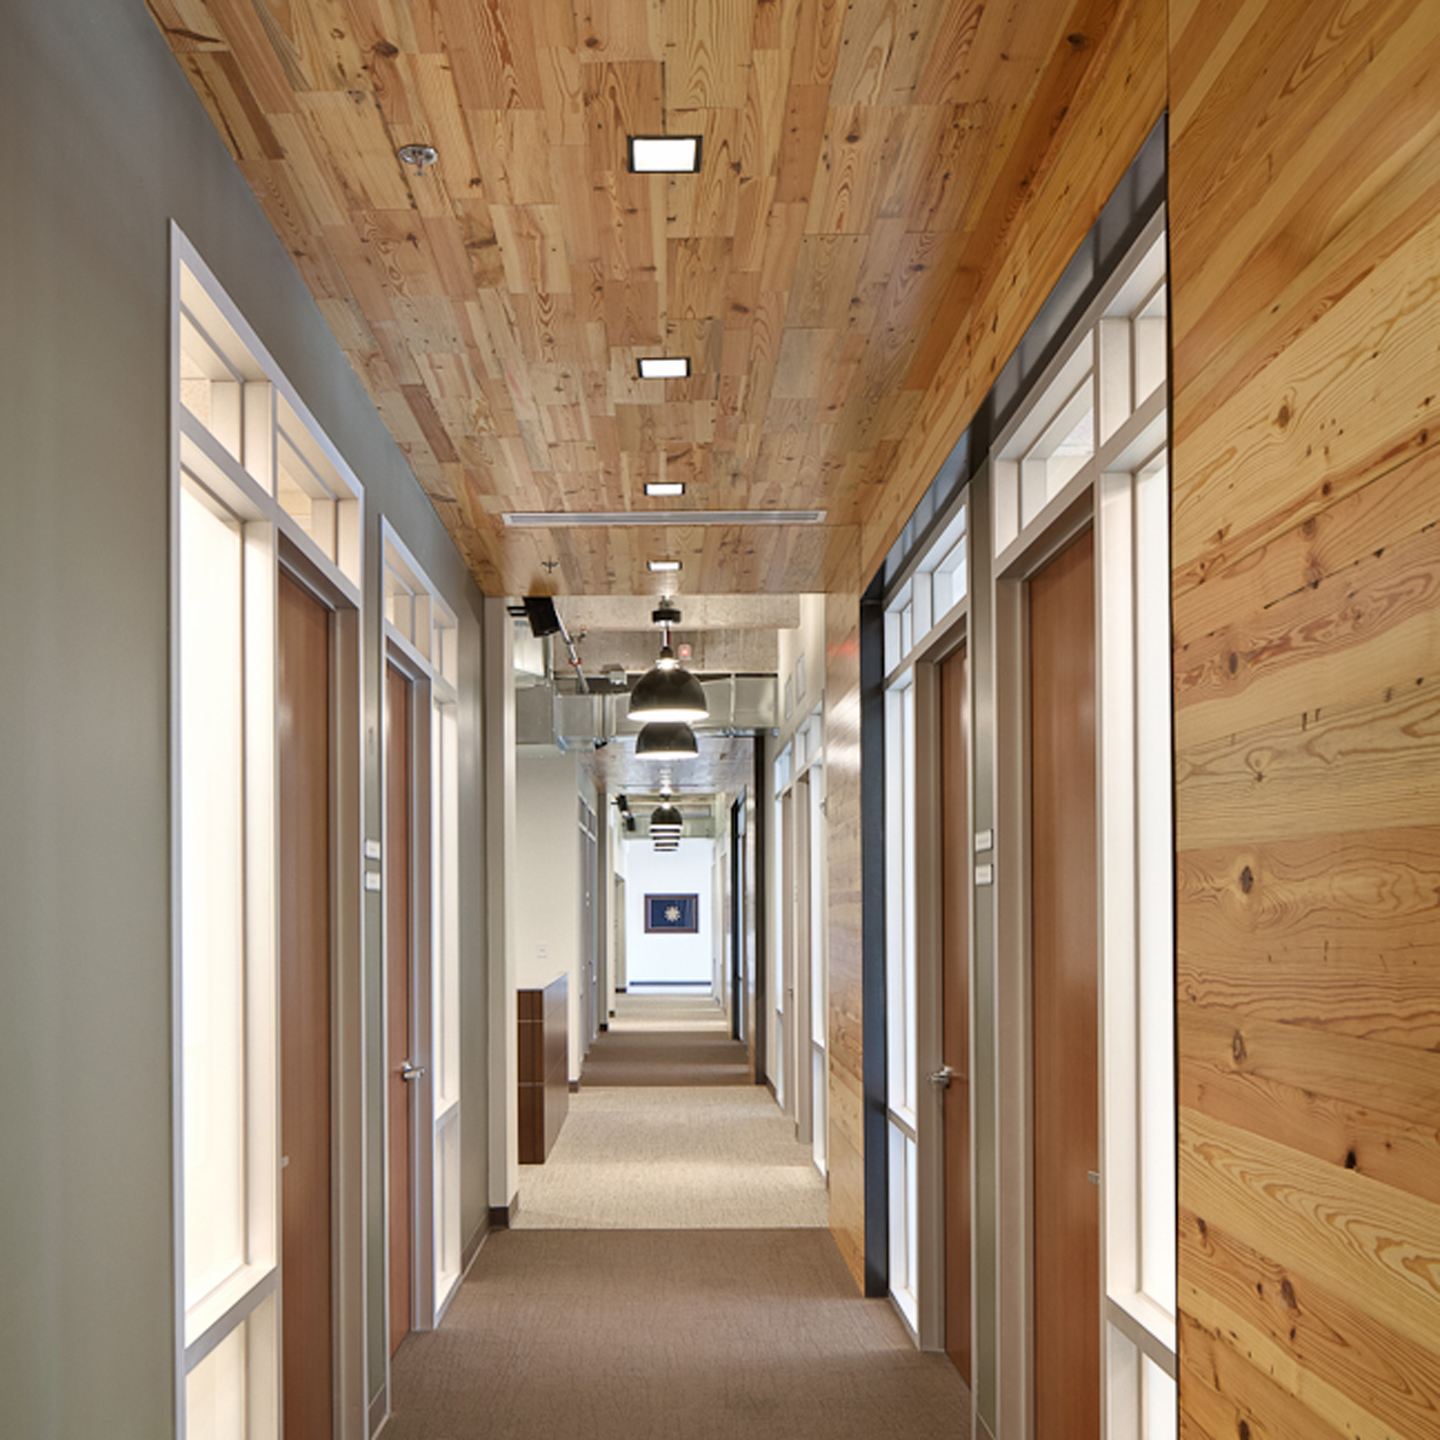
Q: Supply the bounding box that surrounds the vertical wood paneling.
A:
[1171,2,1440,1435]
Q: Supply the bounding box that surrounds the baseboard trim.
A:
[488,1192,520,1229]
[461,1213,490,1273]
[367,1381,388,1438]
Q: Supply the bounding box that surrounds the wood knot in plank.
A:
[1239,865,1254,894]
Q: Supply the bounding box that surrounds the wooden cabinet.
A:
[518,976,569,1164]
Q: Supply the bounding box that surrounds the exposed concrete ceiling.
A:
[568,628,779,676]
[555,594,801,632]
[578,731,756,798]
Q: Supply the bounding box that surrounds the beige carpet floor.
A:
[385,1229,972,1440]
[609,991,730,1032]
[579,1027,750,1087]
[515,1085,829,1229]
[383,1012,970,1438]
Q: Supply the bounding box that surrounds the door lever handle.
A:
[928,1066,957,1087]
[401,1062,426,1081]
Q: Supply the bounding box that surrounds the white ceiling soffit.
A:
[502,510,826,527]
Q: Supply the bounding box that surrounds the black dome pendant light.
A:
[636,720,699,759]
[628,599,708,724]
[650,792,683,851]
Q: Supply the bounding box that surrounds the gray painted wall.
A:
[0,3,490,1432]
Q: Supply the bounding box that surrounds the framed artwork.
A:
[645,893,699,933]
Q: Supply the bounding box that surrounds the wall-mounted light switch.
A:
[975,863,994,886]
[364,872,381,892]
[365,839,382,861]
[974,829,994,852]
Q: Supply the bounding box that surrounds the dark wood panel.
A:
[277,571,333,1438]
[518,974,569,1164]
[385,660,413,1357]
[1030,528,1099,1440]
[939,642,971,1382]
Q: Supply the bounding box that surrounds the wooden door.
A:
[385,661,413,1357]
[940,643,972,1382]
[277,572,333,1440]
[1030,529,1100,1439]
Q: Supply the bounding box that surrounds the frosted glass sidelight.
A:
[179,482,247,1307]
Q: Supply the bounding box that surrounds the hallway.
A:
[384,1230,970,1440]
[383,1003,969,1438]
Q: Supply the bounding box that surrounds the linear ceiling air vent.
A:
[502,509,826,527]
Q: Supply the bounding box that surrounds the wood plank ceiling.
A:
[149,0,1122,598]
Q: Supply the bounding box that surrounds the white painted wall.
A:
[514,746,583,1078]
[775,593,826,751]
[623,837,715,985]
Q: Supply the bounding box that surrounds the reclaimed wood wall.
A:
[857,0,1166,579]
[1170,0,1440,1434]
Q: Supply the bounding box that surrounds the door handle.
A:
[928,1065,957,1087]
[401,1062,426,1081]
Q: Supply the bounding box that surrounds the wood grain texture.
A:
[1172,5,1440,1434]
[1180,1209,1440,1440]
[149,0,1164,598]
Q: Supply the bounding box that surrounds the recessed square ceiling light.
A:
[648,559,682,572]
[637,356,691,380]
[628,135,702,173]
[645,482,686,497]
